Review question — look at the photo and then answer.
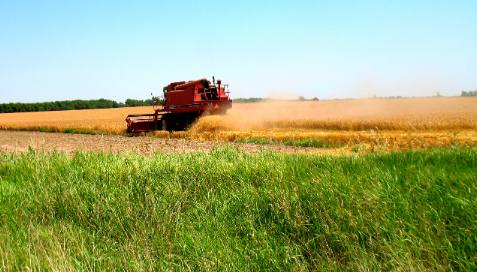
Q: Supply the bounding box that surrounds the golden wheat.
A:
[191,97,477,131]
[1,98,476,150]
[0,106,150,133]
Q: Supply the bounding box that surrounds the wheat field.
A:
[0,106,148,133]
[185,98,477,149]
[1,97,476,150]
[193,97,477,130]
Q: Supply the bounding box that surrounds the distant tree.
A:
[462,90,477,97]
[0,98,142,113]
[232,97,264,103]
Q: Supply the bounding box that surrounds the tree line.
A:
[0,99,154,113]
[461,90,477,97]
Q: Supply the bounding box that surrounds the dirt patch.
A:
[0,131,346,155]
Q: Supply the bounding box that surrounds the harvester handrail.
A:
[126,112,166,118]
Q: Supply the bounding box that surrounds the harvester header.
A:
[126,78,232,133]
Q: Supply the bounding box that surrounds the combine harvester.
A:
[126,78,232,133]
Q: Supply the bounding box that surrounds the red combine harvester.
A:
[126,78,232,133]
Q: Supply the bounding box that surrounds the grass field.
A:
[0,97,476,150]
[1,147,476,270]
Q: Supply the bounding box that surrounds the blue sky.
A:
[0,0,476,102]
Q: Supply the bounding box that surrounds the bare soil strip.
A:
[0,131,345,155]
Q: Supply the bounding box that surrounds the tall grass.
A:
[0,148,476,270]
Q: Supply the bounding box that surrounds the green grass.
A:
[236,137,338,148]
[2,127,101,135]
[62,128,97,135]
[38,127,57,133]
[0,148,476,271]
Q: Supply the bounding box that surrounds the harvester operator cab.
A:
[199,78,219,101]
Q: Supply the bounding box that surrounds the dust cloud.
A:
[191,97,477,132]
